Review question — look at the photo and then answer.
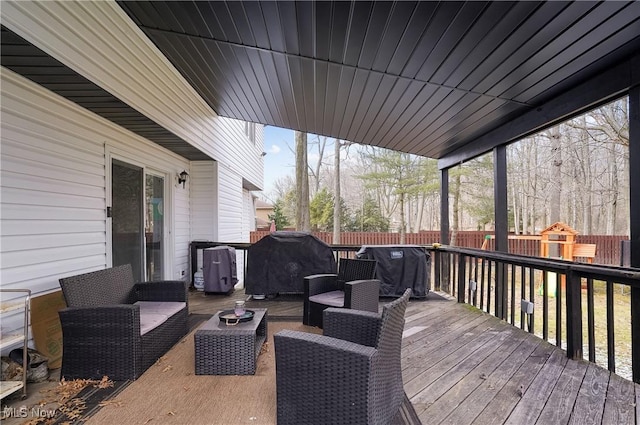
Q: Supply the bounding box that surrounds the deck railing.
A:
[430,245,640,384]
[190,239,639,383]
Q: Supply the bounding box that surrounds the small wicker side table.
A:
[194,308,267,375]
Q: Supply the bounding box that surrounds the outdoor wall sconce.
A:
[178,170,189,188]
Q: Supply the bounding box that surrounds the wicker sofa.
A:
[58,264,189,380]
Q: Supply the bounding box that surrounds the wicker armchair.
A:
[275,288,411,425]
[58,264,188,381]
[303,258,378,328]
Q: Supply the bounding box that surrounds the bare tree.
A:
[450,168,461,246]
[307,135,329,197]
[548,126,562,225]
[333,139,342,244]
[295,131,310,231]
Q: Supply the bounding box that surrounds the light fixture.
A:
[178,170,189,188]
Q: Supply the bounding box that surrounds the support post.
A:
[494,146,508,319]
[440,168,450,293]
[629,85,640,383]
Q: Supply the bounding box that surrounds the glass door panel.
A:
[112,160,144,282]
[145,174,164,280]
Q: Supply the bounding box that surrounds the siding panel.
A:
[3,0,265,190]
[217,165,243,243]
[190,161,218,241]
[1,69,191,350]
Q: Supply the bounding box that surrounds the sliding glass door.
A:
[111,159,165,281]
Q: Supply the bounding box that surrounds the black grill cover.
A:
[245,231,336,295]
[356,245,429,298]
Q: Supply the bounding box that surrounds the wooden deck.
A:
[190,288,639,425]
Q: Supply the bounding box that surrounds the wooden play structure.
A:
[481,222,597,297]
[539,222,596,263]
[481,221,596,263]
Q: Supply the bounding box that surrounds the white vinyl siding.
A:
[190,164,249,284]
[217,166,244,243]
[190,161,218,242]
[1,70,190,339]
[2,0,264,190]
[243,190,256,235]
[1,1,266,349]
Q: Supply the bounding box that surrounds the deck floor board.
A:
[187,288,638,425]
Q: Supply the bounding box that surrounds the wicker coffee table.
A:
[194,308,267,375]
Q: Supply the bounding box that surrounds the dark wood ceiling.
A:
[117,0,640,162]
[2,2,639,164]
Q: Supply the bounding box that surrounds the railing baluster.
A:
[543,271,548,341]
[451,253,458,298]
[457,254,466,303]
[480,259,486,310]
[606,279,616,373]
[472,257,479,307]
[434,249,441,291]
[556,272,562,347]
[520,266,525,330]
[486,261,492,315]
[510,265,516,325]
[495,262,507,320]
[587,277,595,363]
[529,267,535,333]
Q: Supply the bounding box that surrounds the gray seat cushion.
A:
[134,301,186,317]
[139,313,169,335]
[135,301,186,335]
[309,290,344,308]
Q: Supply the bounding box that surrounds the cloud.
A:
[269,144,281,154]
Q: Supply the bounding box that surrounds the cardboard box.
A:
[30,291,66,369]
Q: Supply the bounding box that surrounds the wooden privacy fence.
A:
[249,231,627,266]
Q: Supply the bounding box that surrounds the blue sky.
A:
[262,125,296,198]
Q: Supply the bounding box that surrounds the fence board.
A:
[249,231,627,266]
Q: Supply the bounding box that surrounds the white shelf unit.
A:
[1,289,31,400]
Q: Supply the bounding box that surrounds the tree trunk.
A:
[451,170,461,246]
[511,182,520,235]
[310,135,327,196]
[528,141,538,234]
[399,191,406,244]
[416,193,425,232]
[295,131,310,231]
[607,144,619,234]
[333,140,341,244]
[580,124,593,234]
[549,127,562,225]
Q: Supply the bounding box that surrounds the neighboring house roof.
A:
[256,217,270,227]
[255,199,274,210]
